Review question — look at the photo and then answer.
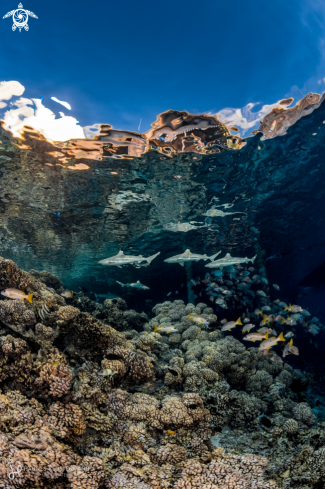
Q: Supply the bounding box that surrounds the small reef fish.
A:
[164,249,221,266]
[153,324,178,334]
[270,353,283,364]
[187,314,210,325]
[61,290,74,298]
[221,317,242,331]
[1,288,34,303]
[261,306,271,312]
[37,301,50,321]
[258,327,273,334]
[285,317,297,326]
[309,324,320,335]
[291,313,303,320]
[254,309,264,316]
[302,309,311,316]
[261,278,269,285]
[274,315,285,324]
[99,250,160,267]
[243,332,269,342]
[117,280,150,290]
[272,284,280,291]
[285,331,295,338]
[284,304,303,313]
[258,332,285,350]
[289,344,299,355]
[98,369,117,377]
[206,253,256,269]
[167,430,176,435]
[256,290,267,297]
[242,323,255,333]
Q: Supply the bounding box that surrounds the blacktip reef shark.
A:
[116,280,150,290]
[164,249,221,267]
[205,252,256,269]
[99,251,160,268]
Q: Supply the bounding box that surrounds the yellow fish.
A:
[1,288,34,303]
[221,317,242,331]
[259,332,285,350]
[61,290,74,298]
[243,332,269,342]
[167,430,176,435]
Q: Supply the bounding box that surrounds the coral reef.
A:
[0,256,324,488]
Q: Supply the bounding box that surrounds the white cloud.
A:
[51,96,71,111]
[3,97,85,142]
[0,80,25,109]
[318,77,325,84]
[216,100,286,136]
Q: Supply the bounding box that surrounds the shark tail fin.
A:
[210,251,221,261]
[147,252,160,264]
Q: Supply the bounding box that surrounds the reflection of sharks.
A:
[164,249,221,267]
[206,253,256,269]
[99,251,160,268]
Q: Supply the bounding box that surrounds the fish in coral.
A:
[167,430,176,435]
[242,323,255,333]
[99,250,160,267]
[1,288,34,303]
[256,290,267,297]
[187,314,210,325]
[206,253,256,269]
[243,332,269,342]
[164,249,221,266]
[154,324,178,334]
[61,290,74,298]
[37,301,50,321]
[98,368,117,377]
[116,280,150,290]
[258,332,285,350]
[221,317,242,331]
[284,304,303,313]
[270,353,283,364]
[272,284,280,291]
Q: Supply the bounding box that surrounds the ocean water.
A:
[1,90,325,487]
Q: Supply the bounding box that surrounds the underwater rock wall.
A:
[0,257,324,487]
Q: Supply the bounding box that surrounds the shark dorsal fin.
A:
[184,249,191,253]
[136,280,140,283]
[225,253,232,258]
[117,250,124,255]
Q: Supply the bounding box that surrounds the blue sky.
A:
[1,0,325,133]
